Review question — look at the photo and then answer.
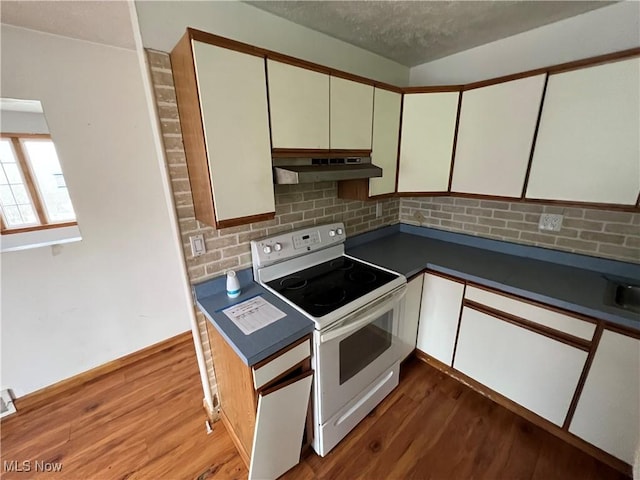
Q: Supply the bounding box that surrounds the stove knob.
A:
[328,230,336,237]
[336,228,344,235]
[273,242,282,252]
[263,245,272,254]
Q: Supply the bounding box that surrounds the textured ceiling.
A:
[246,1,614,66]
[0,0,135,49]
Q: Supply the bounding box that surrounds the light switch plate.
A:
[539,213,563,232]
[190,234,206,257]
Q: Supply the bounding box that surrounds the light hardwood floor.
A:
[1,338,627,480]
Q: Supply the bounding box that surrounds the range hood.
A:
[272,156,382,184]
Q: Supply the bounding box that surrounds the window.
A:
[0,133,76,233]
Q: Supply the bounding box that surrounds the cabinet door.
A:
[398,275,424,360]
[193,42,275,223]
[416,273,465,366]
[369,88,402,197]
[526,58,640,205]
[397,92,458,192]
[569,331,640,464]
[267,60,329,149]
[454,307,587,426]
[249,371,313,480]
[451,75,545,197]
[330,76,373,150]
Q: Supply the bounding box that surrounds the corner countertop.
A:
[346,224,640,331]
[194,269,314,367]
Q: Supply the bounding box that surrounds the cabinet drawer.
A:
[465,286,595,340]
[252,339,311,390]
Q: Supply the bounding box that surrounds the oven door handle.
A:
[319,285,407,344]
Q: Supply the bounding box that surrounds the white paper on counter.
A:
[222,295,286,335]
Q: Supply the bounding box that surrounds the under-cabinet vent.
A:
[1,389,17,418]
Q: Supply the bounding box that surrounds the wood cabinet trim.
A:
[463,300,591,351]
[259,369,313,397]
[424,268,466,285]
[562,322,604,429]
[601,321,640,340]
[403,85,463,93]
[393,94,404,194]
[449,283,467,367]
[395,191,451,197]
[186,28,402,93]
[447,91,463,192]
[170,33,217,227]
[466,282,599,326]
[216,212,275,230]
[414,350,632,476]
[521,73,549,198]
[523,197,640,212]
[252,335,311,370]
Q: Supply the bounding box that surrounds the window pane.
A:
[3,163,22,184]
[18,204,38,224]
[0,167,7,185]
[2,205,22,226]
[11,184,30,204]
[22,140,76,222]
[0,185,15,206]
[0,139,16,163]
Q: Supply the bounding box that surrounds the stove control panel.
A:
[251,222,346,268]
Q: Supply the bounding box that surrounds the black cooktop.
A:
[266,256,398,318]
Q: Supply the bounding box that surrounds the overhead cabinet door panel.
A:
[330,76,373,149]
[193,41,275,223]
[267,60,330,149]
[525,58,640,205]
[398,92,458,192]
[369,88,402,196]
[451,75,546,197]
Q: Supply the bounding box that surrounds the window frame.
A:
[0,133,77,234]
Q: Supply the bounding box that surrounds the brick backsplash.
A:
[400,197,640,264]
[146,49,400,407]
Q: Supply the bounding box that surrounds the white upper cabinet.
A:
[330,76,373,150]
[451,75,546,197]
[398,92,459,192]
[190,41,274,225]
[369,88,402,197]
[569,330,640,464]
[526,58,640,205]
[267,60,330,149]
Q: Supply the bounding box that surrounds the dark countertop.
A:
[346,224,640,331]
[194,269,314,366]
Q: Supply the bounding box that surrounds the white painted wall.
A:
[134,0,409,86]
[410,1,640,85]
[0,25,192,397]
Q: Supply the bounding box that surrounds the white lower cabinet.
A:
[416,273,465,366]
[454,307,588,426]
[569,331,640,464]
[398,275,424,360]
[249,371,313,480]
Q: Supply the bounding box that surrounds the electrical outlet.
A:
[376,202,382,218]
[190,234,206,257]
[538,213,563,232]
[413,211,426,223]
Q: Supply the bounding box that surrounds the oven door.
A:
[314,285,406,423]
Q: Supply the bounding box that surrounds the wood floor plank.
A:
[0,347,627,480]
